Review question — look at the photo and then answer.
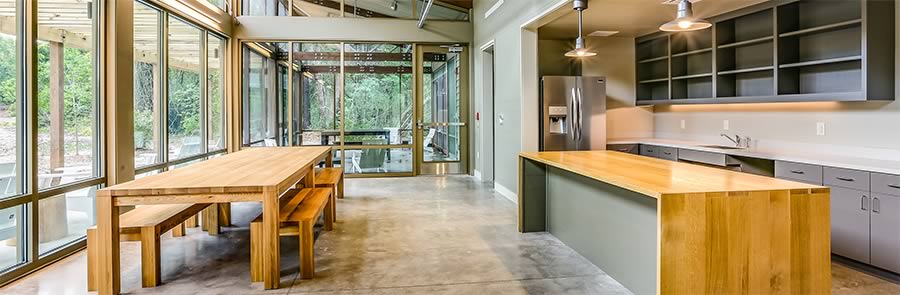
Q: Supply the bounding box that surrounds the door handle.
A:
[576,87,584,142]
[872,197,880,213]
[570,88,577,140]
[861,195,868,211]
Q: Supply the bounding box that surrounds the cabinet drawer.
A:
[871,173,900,197]
[824,167,870,191]
[639,145,659,158]
[678,149,738,167]
[775,161,823,185]
[658,147,678,161]
[608,144,639,155]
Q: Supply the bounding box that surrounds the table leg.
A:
[262,190,281,289]
[96,196,120,295]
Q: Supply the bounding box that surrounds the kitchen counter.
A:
[520,150,822,198]
[518,151,831,295]
[609,138,900,175]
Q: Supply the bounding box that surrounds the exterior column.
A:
[49,41,65,172]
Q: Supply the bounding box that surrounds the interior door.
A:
[415,45,469,175]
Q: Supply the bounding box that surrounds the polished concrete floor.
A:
[1,176,898,294]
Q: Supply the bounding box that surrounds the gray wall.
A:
[653,3,900,152]
[473,0,566,194]
[582,36,654,140]
[538,39,580,77]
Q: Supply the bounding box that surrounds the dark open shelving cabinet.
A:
[634,0,895,105]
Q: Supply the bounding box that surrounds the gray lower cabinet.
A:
[658,147,678,161]
[870,193,900,273]
[830,186,871,263]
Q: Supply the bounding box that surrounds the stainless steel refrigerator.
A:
[540,76,607,151]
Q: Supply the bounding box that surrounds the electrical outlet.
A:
[723,120,730,131]
[680,120,686,129]
[816,122,826,136]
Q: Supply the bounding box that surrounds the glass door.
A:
[415,45,469,175]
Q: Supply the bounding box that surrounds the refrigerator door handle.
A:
[570,87,577,140]
[576,87,584,142]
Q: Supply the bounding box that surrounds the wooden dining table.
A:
[94,146,333,295]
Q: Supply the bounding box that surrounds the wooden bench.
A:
[315,167,344,221]
[250,187,333,281]
[87,203,209,291]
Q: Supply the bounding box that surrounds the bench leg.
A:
[249,221,262,282]
[172,222,186,237]
[140,227,161,288]
[325,195,334,231]
[338,176,344,199]
[185,214,198,228]
[86,228,97,292]
[300,222,315,279]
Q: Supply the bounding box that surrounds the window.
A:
[244,47,267,146]
[342,43,413,146]
[207,34,226,152]
[36,0,99,190]
[167,17,203,160]
[242,0,289,16]
[134,2,162,168]
[296,43,341,146]
[0,0,23,270]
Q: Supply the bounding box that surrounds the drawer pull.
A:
[836,177,855,182]
[888,184,900,189]
[861,195,868,211]
[790,170,805,175]
[663,152,672,155]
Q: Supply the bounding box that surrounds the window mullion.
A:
[159,11,169,166]
[200,33,209,154]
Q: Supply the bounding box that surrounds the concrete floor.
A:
[1,176,898,294]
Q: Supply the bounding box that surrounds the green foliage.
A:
[35,42,96,135]
[0,36,16,112]
[167,68,201,138]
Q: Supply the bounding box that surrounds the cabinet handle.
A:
[618,149,629,152]
[861,195,868,211]
[663,152,672,155]
[836,177,855,182]
[790,170,805,174]
[888,184,900,189]
[873,197,880,213]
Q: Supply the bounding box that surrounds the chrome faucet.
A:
[721,134,752,148]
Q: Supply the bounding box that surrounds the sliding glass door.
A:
[415,45,468,175]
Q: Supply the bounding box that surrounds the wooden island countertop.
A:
[519,150,824,198]
[518,150,831,295]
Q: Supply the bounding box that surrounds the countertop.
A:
[609,138,900,175]
[520,151,823,198]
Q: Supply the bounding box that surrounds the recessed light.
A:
[588,30,619,37]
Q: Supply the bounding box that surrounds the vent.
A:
[588,30,620,37]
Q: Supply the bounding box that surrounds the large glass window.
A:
[207,34,226,152]
[296,43,341,146]
[0,0,23,269]
[242,0,289,16]
[244,47,267,146]
[343,43,413,146]
[38,185,98,255]
[134,2,162,168]
[167,18,203,160]
[282,0,470,19]
[36,0,99,190]
[0,0,22,199]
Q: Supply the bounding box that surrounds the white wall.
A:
[652,4,900,155]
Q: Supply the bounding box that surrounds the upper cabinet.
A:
[635,0,895,105]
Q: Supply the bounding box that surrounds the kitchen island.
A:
[519,151,831,295]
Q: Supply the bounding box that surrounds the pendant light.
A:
[659,0,711,32]
[565,0,596,57]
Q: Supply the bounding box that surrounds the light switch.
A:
[816,122,826,136]
[680,120,686,129]
[723,120,730,131]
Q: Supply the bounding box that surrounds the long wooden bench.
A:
[315,167,344,221]
[250,187,333,281]
[87,203,209,291]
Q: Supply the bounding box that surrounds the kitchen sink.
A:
[696,145,745,150]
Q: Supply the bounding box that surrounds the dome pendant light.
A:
[565,0,596,57]
[659,0,712,32]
